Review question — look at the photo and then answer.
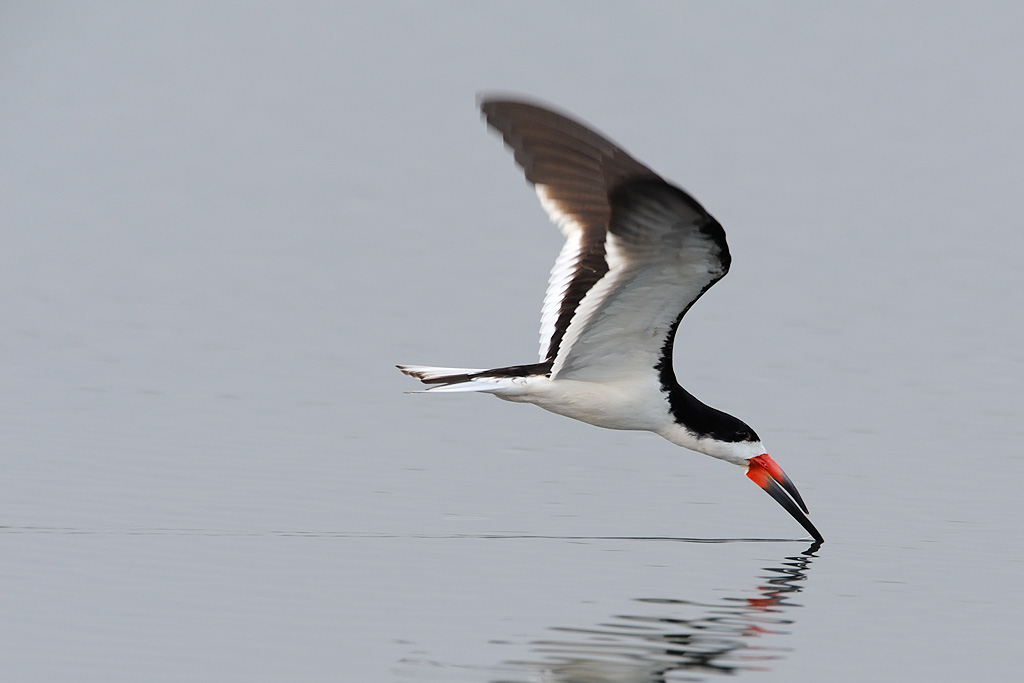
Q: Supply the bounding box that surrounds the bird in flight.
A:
[398,97,823,543]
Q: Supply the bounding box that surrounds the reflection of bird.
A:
[398,97,822,543]
[501,548,818,682]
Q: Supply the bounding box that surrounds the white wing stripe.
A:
[539,227,582,360]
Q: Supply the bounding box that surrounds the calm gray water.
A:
[3,2,1023,681]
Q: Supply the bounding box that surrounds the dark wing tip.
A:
[477,94,658,188]
[477,91,560,117]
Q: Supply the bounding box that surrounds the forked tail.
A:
[396,362,552,393]
[396,365,485,390]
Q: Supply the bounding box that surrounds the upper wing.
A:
[552,178,730,382]
[480,98,658,362]
[480,97,731,381]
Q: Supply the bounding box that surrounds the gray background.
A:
[3,2,1023,681]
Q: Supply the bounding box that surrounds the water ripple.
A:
[492,549,818,682]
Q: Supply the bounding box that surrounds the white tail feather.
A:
[416,380,503,393]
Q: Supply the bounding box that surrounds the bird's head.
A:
[668,408,824,543]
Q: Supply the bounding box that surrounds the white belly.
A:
[496,376,672,432]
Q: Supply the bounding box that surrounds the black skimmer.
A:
[398,97,823,543]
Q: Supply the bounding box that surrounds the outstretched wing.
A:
[480,97,731,382]
[480,98,657,363]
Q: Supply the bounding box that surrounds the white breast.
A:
[496,375,674,433]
